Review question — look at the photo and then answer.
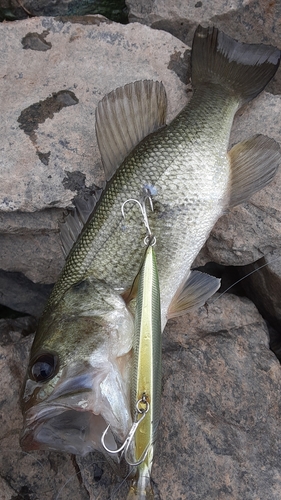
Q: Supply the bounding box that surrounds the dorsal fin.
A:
[95,80,167,180]
[167,270,221,319]
[60,192,102,258]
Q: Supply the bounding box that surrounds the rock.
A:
[2,295,281,499]
[1,16,188,213]
[157,294,281,500]
[0,208,65,284]
[1,0,128,22]
[1,15,280,293]
[127,0,281,49]
[0,269,53,316]
[0,16,189,287]
[0,316,37,342]
[236,249,281,353]
[1,15,280,282]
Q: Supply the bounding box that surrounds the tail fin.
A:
[191,25,280,104]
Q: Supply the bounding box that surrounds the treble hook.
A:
[101,396,150,466]
[121,187,156,246]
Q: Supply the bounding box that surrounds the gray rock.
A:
[0,316,37,342]
[1,15,281,292]
[156,294,281,500]
[0,269,53,316]
[1,294,281,499]
[1,16,188,213]
[0,16,189,287]
[127,0,281,49]
[2,0,128,21]
[236,249,281,354]
[0,208,65,283]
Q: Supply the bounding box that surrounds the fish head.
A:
[20,277,134,457]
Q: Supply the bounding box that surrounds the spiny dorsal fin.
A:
[228,134,280,207]
[167,270,221,319]
[95,80,167,181]
[60,193,102,258]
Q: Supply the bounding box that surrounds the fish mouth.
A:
[20,405,118,456]
[20,364,132,456]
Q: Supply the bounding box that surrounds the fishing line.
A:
[109,468,133,500]
[109,462,155,500]
[55,456,108,500]
[207,253,281,305]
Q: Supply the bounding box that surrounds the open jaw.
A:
[20,406,119,456]
[20,362,133,457]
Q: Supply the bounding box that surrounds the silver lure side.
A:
[126,243,162,499]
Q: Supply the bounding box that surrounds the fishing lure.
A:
[102,189,162,498]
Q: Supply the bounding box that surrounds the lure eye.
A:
[30,354,58,382]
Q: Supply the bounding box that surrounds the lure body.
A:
[127,244,162,499]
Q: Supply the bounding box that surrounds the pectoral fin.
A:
[228,134,280,207]
[167,271,221,319]
[95,80,167,180]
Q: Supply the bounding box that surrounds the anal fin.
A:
[228,134,280,207]
[167,271,221,319]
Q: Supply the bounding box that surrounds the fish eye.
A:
[30,353,58,382]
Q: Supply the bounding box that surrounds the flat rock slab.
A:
[127,0,281,50]
[0,208,65,283]
[1,16,281,287]
[1,16,188,213]
[1,294,281,499]
[0,16,188,283]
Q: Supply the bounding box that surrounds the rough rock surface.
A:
[0,208,65,284]
[127,0,281,49]
[1,15,280,286]
[0,15,188,284]
[1,16,188,213]
[236,249,281,352]
[1,294,281,499]
[1,11,281,500]
[0,269,52,316]
[0,0,128,22]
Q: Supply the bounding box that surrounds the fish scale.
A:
[49,88,237,319]
[21,26,281,493]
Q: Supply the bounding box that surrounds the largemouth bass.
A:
[21,25,280,468]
